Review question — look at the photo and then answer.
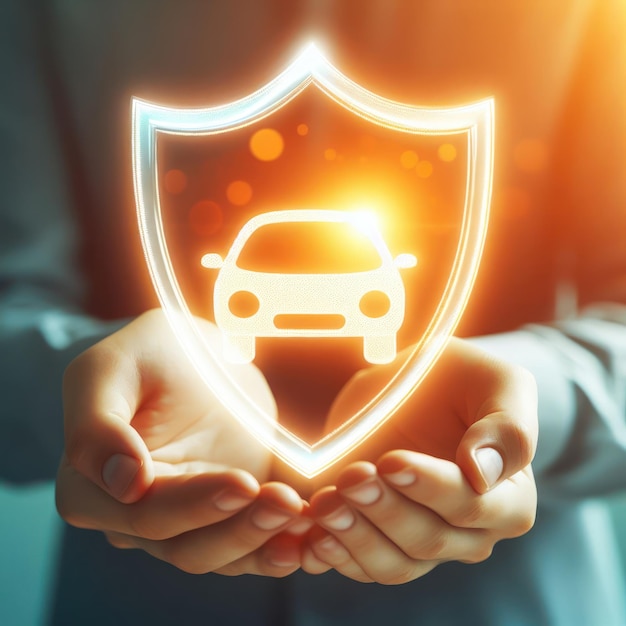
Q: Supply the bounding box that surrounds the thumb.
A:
[456,368,538,494]
[62,344,154,504]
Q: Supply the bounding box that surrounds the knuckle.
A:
[449,498,486,528]
[405,527,449,561]
[507,419,536,468]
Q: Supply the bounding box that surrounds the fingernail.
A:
[342,480,382,506]
[268,554,299,568]
[251,506,293,530]
[475,447,504,490]
[382,469,416,487]
[213,489,255,512]
[316,535,343,552]
[266,545,300,568]
[102,454,141,499]
[313,535,352,561]
[322,506,355,531]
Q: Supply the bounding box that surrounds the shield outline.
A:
[132,42,494,478]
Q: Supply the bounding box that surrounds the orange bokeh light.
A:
[324,148,337,161]
[438,143,457,162]
[189,200,223,236]
[226,180,253,206]
[297,123,309,136]
[400,150,419,169]
[250,128,284,162]
[164,169,188,195]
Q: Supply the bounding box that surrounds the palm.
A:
[120,312,275,481]
[324,339,492,466]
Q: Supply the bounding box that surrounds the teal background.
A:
[0,483,61,626]
[0,483,625,625]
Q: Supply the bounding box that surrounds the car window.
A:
[235,222,383,273]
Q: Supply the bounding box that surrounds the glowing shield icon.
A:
[132,43,494,477]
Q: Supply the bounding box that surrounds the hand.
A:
[301,338,538,583]
[56,309,308,576]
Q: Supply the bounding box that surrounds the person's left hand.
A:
[300,338,538,584]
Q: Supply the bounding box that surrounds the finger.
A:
[118,482,304,575]
[63,344,153,503]
[310,486,433,585]
[56,463,260,539]
[215,531,304,577]
[218,511,315,575]
[377,451,536,536]
[456,356,538,493]
[337,461,493,564]
[300,544,334,576]
[302,525,372,582]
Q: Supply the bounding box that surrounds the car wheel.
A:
[223,334,256,363]
[363,335,396,364]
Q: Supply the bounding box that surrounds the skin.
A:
[56,309,537,582]
[298,339,537,582]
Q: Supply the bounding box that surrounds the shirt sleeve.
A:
[0,2,126,483]
[471,311,626,501]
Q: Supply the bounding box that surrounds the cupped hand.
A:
[56,309,308,576]
[301,338,538,583]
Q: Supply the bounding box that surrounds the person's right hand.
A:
[56,309,309,576]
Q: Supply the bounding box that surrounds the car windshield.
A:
[235,221,383,273]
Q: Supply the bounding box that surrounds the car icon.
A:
[201,209,417,364]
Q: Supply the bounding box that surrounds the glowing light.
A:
[226,180,253,206]
[297,123,309,136]
[438,143,457,162]
[164,169,188,195]
[400,150,419,169]
[416,160,433,178]
[351,209,380,236]
[132,42,494,477]
[250,128,284,161]
[189,200,223,236]
[324,148,337,161]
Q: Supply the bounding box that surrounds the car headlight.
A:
[228,291,260,318]
[359,291,391,318]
